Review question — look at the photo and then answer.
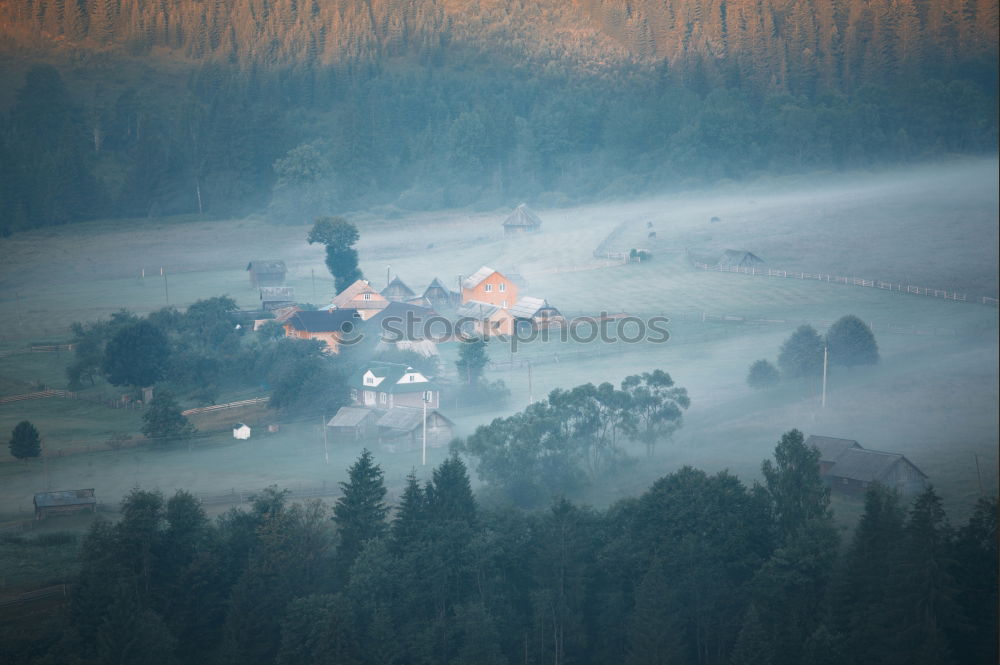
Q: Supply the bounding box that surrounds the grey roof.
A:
[246,260,287,273]
[455,300,502,320]
[351,361,439,394]
[33,489,96,508]
[508,296,559,319]
[806,435,862,463]
[260,286,295,301]
[377,407,453,432]
[365,301,439,339]
[826,448,926,483]
[327,407,376,428]
[461,266,499,290]
[717,250,765,267]
[381,276,416,298]
[503,204,543,229]
[285,309,360,333]
[424,277,450,294]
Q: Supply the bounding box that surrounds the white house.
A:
[233,423,252,440]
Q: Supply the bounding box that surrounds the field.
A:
[0,158,997,528]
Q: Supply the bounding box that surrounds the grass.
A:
[0,159,996,524]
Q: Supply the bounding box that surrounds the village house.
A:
[33,489,97,520]
[246,260,287,287]
[326,407,379,441]
[807,435,927,495]
[509,296,564,332]
[351,361,440,410]
[419,277,459,309]
[502,203,543,235]
[330,279,390,320]
[365,301,443,357]
[376,407,454,452]
[456,300,516,337]
[282,309,361,353]
[381,276,416,302]
[461,266,518,309]
[259,286,296,310]
[717,250,765,270]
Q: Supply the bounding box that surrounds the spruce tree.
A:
[8,420,41,459]
[332,449,388,578]
[731,604,775,665]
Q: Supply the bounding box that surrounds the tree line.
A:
[1,433,995,665]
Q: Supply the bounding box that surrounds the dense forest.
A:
[1,436,996,665]
[0,0,996,234]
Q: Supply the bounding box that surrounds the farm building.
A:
[351,361,440,410]
[365,302,441,342]
[33,489,97,520]
[807,435,927,495]
[376,407,454,452]
[327,407,379,441]
[381,276,417,302]
[259,286,296,310]
[246,260,287,287]
[420,278,459,309]
[461,266,518,309]
[330,279,390,320]
[233,423,251,440]
[509,296,564,332]
[503,203,543,235]
[456,300,516,337]
[717,250,765,270]
[283,309,362,353]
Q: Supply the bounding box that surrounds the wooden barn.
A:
[365,302,442,344]
[381,276,416,303]
[330,279,390,320]
[33,489,97,520]
[509,296,564,332]
[421,278,459,309]
[327,407,379,441]
[455,300,516,337]
[260,286,296,310]
[503,204,543,235]
[717,250,765,270]
[246,260,287,287]
[460,266,518,309]
[807,435,927,495]
[376,407,454,452]
[283,309,362,353]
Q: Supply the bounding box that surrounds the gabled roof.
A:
[508,296,559,319]
[351,361,438,393]
[381,276,416,298]
[365,301,439,337]
[331,280,384,308]
[285,309,360,333]
[327,407,377,428]
[806,435,862,463]
[717,250,765,267]
[423,277,451,294]
[376,407,453,432]
[462,266,501,290]
[33,489,96,508]
[260,286,295,301]
[826,448,927,483]
[503,203,543,229]
[456,300,505,320]
[246,260,287,273]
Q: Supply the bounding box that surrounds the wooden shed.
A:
[376,407,454,452]
[716,250,765,270]
[381,276,416,303]
[327,407,379,441]
[33,489,97,520]
[807,435,927,495]
[421,278,459,309]
[503,204,543,235]
[260,286,296,310]
[246,260,287,287]
[509,296,564,332]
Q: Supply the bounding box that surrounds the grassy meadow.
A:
[0,159,996,526]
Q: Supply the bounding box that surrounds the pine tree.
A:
[390,471,426,553]
[730,604,775,665]
[8,420,41,459]
[332,449,389,579]
[626,558,687,665]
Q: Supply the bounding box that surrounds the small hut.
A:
[376,407,454,452]
[381,276,417,303]
[503,204,543,235]
[806,435,927,495]
[420,278,458,309]
[260,286,296,310]
[33,489,97,520]
[716,250,765,270]
[233,423,252,440]
[246,260,287,287]
[327,407,378,441]
[509,296,564,332]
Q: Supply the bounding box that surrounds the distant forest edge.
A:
[0,0,996,234]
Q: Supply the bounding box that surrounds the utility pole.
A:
[821,345,828,408]
[162,268,169,305]
[974,453,984,496]
[387,265,391,288]
[527,361,533,406]
[422,396,428,467]
[322,414,329,464]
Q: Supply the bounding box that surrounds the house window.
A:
[502,300,507,308]
[379,392,387,404]
[409,375,415,381]
[423,391,433,402]
[363,293,372,300]
[365,375,374,385]
[484,283,493,292]
[499,283,506,292]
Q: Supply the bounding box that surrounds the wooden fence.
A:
[690,259,997,306]
[0,584,71,609]
[181,397,269,417]
[193,483,341,507]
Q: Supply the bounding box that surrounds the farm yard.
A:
[0,159,997,528]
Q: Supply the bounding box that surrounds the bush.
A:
[826,315,879,367]
[747,359,780,389]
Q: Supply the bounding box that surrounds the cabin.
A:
[330,279,390,320]
[509,296,564,332]
[33,489,97,520]
[259,286,296,310]
[455,300,516,337]
[503,203,543,235]
[283,309,362,353]
[365,302,441,342]
[351,362,440,410]
[461,266,518,309]
[807,435,927,495]
[421,278,459,309]
[233,423,251,440]
[717,250,765,270]
[381,276,417,303]
[246,260,287,287]
[327,407,379,441]
[376,407,454,452]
